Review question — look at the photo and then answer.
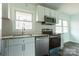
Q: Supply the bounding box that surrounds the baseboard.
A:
[64,40,71,43]
[70,40,79,44]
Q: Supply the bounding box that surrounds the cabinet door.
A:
[3,38,24,56]
[51,9,56,17]
[36,37,49,56]
[44,7,51,17]
[4,45,23,56]
[23,37,35,56]
[55,12,61,24]
[36,5,44,22]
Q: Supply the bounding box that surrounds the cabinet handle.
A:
[24,44,25,51]
[22,44,23,51]
[22,44,25,51]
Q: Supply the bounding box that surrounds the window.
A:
[63,20,68,33]
[56,20,62,33]
[16,11,32,30]
[55,20,68,34]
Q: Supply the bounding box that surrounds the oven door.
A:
[49,36,61,49]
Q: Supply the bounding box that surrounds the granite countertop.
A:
[2,34,49,39]
[2,34,60,39]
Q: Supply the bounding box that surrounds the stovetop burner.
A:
[42,29,53,35]
[42,28,61,38]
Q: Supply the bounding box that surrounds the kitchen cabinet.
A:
[23,37,35,56]
[35,36,49,56]
[4,45,23,56]
[50,9,56,17]
[36,5,45,22]
[3,39,23,56]
[2,37,35,56]
[54,11,61,20]
[44,7,51,17]
[43,7,57,24]
[36,5,58,24]
[44,7,56,17]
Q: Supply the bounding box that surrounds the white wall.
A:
[56,11,71,43]
[70,14,79,43]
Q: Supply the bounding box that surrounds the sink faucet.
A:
[22,28,25,35]
[22,23,25,35]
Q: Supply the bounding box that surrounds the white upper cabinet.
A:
[44,7,51,17]
[50,9,56,18]
[36,5,44,22]
[55,12,63,23]
[36,5,57,23]
[44,8,56,17]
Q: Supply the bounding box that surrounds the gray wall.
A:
[70,14,79,43]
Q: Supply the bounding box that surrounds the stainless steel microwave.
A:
[42,16,56,25]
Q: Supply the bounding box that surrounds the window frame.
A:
[15,10,33,30]
[55,19,68,34]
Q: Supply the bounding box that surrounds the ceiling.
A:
[39,3,79,15]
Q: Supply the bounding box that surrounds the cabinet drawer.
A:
[36,5,44,22]
[23,37,35,44]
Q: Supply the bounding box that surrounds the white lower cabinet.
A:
[23,42,35,56]
[4,45,23,56]
[3,37,35,56]
[23,37,35,56]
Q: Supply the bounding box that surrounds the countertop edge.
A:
[2,34,49,39]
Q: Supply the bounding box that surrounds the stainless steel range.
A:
[42,29,61,49]
[42,29,61,56]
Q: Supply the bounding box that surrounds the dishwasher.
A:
[35,36,49,56]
